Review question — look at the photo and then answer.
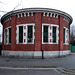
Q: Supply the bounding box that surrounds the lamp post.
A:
[41,13,44,59]
[0,34,1,43]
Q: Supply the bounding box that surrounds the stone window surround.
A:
[64,27,69,45]
[42,24,59,44]
[4,26,11,45]
[16,23,35,44]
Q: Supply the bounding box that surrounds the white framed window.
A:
[4,27,11,45]
[42,24,59,44]
[16,23,35,44]
[43,25,49,44]
[4,29,7,44]
[27,25,33,44]
[18,26,23,43]
[52,26,57,43]
[63,27,69,45]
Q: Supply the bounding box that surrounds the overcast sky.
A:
[0,0,75,34]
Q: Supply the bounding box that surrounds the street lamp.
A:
[41,13,44,59]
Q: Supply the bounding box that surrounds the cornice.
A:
[1,8,73,24]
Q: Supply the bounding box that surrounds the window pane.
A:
[19,26,23,43]
[43,26,48,42]
[5,29,7,44]
[52,27,56,43]
[64,29,65,43]
[9,28,11,43]
[27,26,33,43]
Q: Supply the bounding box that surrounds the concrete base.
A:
[2,50,71,58]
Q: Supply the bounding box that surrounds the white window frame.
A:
[16,23,35,44]
[52,25,58,44]
[42,24,59,44]
[4,26,11,45]
[18,26,23,44]
[42,25,49,44]
[64,27,69,45]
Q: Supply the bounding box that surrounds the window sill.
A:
[17,43,34,44]
[42,42,58,44]
[4,43,11,45]
[64,43,69,45]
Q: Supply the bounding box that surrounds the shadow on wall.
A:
[0,43,2,55]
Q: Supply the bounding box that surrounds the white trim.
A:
[56,14,58,18]
[24,13,26,17]
[17,12,33,18]
[47,12,49,17]
[53,13,55,18]
[50,13,52,17]
[21,13,23,17]
[43,12,45,16]
[27,12,30,16]
[0,67,61,70]
[2,50,71,58]
[17,14,20,18]
[23,26,27,44]
[16,23,35,26]
[31,12,33,16]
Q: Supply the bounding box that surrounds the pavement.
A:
[0,53,75,75]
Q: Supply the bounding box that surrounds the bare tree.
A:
[0,0,22,12]
[0,0,22,20]
[70,25,75,44]
[12,0,22,10]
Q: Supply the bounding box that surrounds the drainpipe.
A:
[41,13,44,59]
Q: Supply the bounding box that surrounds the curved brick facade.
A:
[1,8,72,58]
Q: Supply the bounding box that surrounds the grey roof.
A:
[1,8,73,24]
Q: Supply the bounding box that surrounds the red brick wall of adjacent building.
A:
[2,13,70,51]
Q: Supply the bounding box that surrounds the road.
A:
[0,68,61,75]
[0,53,75,75]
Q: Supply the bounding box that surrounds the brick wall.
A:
[2,12,70,51]
[59,16,70,51]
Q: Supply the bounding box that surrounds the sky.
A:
[0,0,75,41]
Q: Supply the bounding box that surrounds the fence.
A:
[70,44,75,52]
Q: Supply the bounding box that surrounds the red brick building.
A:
[1,8,72,58]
